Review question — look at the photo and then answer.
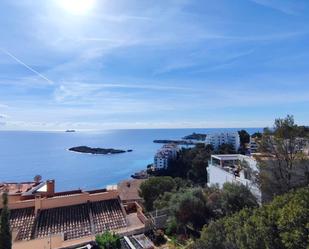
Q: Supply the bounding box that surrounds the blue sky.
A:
[0,0,309,130]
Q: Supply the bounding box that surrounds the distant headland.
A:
[153,139,195,145]
[69,146,132,155]
[182,132,207,141]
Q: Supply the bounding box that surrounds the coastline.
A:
[0,128,263,191]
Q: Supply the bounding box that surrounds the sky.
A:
[0,0,309,130]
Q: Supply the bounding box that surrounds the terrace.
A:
[121,234,154,249]
[208,154,261,202]
[209,154,257,180]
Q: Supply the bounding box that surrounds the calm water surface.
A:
[0,128,262,191]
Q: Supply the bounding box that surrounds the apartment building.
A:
[205,132,240,151]
[249,137,259,153]
[153,144,179,170]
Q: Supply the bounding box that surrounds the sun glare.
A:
[57,0,96,15]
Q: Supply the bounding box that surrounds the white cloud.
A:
[53,81,193,103]
[0,114,7,126]
[0,103,9,108]
[1,0,309,130]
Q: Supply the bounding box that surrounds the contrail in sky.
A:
[0,48,53,85]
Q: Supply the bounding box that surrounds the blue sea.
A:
[0,128,262,191]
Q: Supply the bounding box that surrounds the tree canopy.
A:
[139,176,177,211]
[257,115,309,201]
[217,143,236,154]
[251,132,262,139]
[220,182,258,216]
[191,187,309,249]
[155,143,213,185]
[153,183,257,236]
[95,231,121,249]
[238,130,250,145]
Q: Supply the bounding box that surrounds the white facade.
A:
[249,137,259,153]
[205,132,240,151]
[154,144,179,170]
[207,154,261,202]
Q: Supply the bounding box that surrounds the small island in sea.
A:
[65,130,76,133]
[69,146,132,155]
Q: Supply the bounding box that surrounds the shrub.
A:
[95,231,121,249]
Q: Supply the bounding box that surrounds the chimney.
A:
[46,180,55,197]
[34,195,42,215]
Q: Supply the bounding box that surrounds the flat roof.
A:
[211,154,242,161]
[118,179,145,201]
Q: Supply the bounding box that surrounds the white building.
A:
[207,154,261,202]
[154,144,179,170]
[249,137,259,154]
[205,132,240,151]
[295,138,309,154]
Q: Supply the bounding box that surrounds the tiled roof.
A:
[7,199,127,241]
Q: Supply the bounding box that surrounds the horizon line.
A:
[0,126,265,132]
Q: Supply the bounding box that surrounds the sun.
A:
[57,0,96,15]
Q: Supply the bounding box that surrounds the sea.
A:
[0,128,262,191]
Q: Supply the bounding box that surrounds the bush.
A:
[153,229,166,246]
[95,231,121,249]
[192,187,309,249]
[220,182,258,216]
[139,176,176,211]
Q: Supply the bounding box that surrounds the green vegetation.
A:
[251,132,262,139]
[166,188,211,232]
[238,129,250,145]
[217,143,236,154]
[269,115,309,138]
[0,193,12,249]
[257,115,309,201]
[151,183,257,237]
[219,182,258,216]
[139,176,178,211]
[154,143,214,185]
[182,132,207,141]
[95,231,121,249]
[192,187,309,249]
[153,229,167,246]
[141,115,309,248]
[154,130,254,182]
[238,129,250,154]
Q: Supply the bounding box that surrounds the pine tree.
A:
[0,192,12,249]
